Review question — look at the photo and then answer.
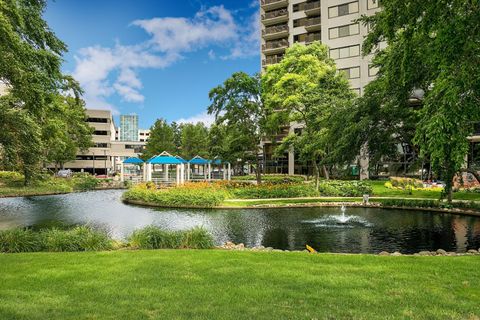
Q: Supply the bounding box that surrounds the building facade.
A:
[119,114,139,142]
[60,110,146,175]
[138,129,151,142]
[260,0,380,176]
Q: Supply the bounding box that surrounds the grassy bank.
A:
[0,250,479,319]
[0,171,124,198]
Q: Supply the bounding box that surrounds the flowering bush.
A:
[123,182,228,207]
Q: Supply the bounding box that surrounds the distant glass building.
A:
[120,114,139,141]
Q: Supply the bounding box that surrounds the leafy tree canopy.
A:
[360,0,480,200]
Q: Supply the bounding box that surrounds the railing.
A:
[262,8,288,20]
[262,54,284,66]
[305,17,321,27]
[262,39,289,51]
[263,24,289,35]
[304,1,321,11]
[306,33,321,43]
[261,0,286,5]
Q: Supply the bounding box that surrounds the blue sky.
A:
[45,0,260,128]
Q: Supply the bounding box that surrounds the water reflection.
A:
[1,190,480,253]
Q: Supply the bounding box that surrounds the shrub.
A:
[42,226,112,252]
[229,183,318,199]
[72,173,99,191]
[129,226,214,249]
[232,174,306,184]
[0,228,42,253]
[129,226,183,249]
[123,183,228,207]
[387,177,425,190]
[318,180,372,197]
[379,198,440,209]
[181,227,214,249]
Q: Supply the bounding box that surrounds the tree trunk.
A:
[313,161,320,191]
[322,165,330,180]
[255,158,262,185]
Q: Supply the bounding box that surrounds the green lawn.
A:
[369,180,480,201]
[0,250,479,319]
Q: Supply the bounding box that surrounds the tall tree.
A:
[43,94,93,170]
[143,119,175,159]
[262,42,355,188]
[179,122,209,159]
[208,72,265,183]
[361,0,480,201]
[0,0,88,184]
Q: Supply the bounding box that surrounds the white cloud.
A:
[132,6,237,54]
[73,5,259,113]
[176,111,216,127]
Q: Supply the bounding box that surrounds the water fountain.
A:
[302,204,372,228]
[337,205,350,223]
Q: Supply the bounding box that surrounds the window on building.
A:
[328,1,359,18]
[329,23,359,39]
[93,130,108,136]
[330,44,360,59]
[352,88,361,95]
[93,143,109,148]
[294,33,308,43]
[339,66,360,79]
[367,0,379,9]
[293,18,306,28]
[87,117,108,123]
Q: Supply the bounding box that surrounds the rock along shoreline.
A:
[217,242,480,256]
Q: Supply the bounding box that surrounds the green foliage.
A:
[72,173,99,191]
[129,226,213,250]
[143,118,176,159]
[208,72,265,183]
[0,228,42,253]
[228,183,318,199]
[181,227,215,249]
[41,226,111,252]
[360,0,480,200]
[0,1,89,185]
[179,122,209,159]
[317,180,372,197]
[262,42,356,184]
[123,183,228,207]
[232,174,305,184]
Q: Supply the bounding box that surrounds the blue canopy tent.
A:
[146,152,185,185]
[211,158,231,180]
[121,157,144,182]
[186,156,231,181]
[188,156,211,181]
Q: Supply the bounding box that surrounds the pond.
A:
[1,190,479,253]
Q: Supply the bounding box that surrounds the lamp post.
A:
[92,151,95,175]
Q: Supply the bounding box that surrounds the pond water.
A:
[1,190,480,253]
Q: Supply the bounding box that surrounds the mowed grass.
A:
[369,181,480,201]
[0,250,479,319]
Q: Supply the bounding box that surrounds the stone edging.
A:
[218,242,480,256]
